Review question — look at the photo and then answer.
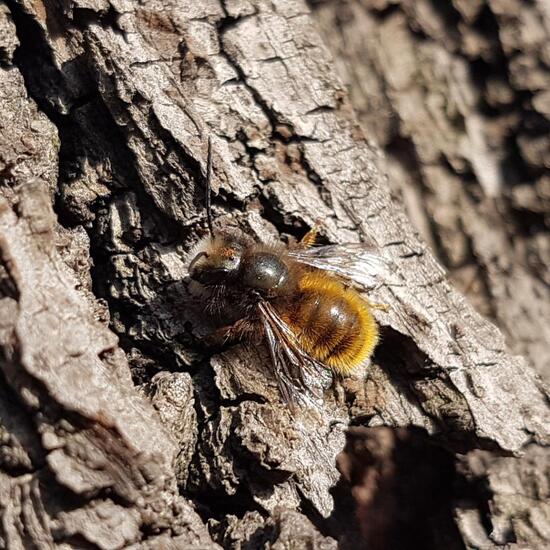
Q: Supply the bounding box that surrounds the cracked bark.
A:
[310,0,550,548]
[0,0,548,548]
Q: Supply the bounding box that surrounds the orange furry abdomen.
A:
[283,271,379,374]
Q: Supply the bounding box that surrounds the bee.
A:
[188,143,388,404]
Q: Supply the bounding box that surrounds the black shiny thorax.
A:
[240,249,293,296]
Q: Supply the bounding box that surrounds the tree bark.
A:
[309,0,550,548]
[311,0,550,382]
[0,0,548,548]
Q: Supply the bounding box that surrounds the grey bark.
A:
[0,0,548,548]
[312,0,550,381]
[309,0,550,548]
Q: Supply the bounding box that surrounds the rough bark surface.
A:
[0,0,548,548]
[311,0,550,381]
[309,0,550,548]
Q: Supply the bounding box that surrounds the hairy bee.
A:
[188,143,387,404]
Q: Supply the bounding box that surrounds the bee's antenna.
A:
[205,137,214,238]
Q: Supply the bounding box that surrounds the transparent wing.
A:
[288,243,390,288]
[258,301,332,406]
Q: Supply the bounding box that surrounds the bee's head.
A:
[188,236,244,286]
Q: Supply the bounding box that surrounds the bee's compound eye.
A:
[242,253,289,292]
[195,268,230,285]
[189,244,243,285]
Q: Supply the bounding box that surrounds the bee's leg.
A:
[365,299,390,312]
[218,318,259,344]
[299,223,321,248]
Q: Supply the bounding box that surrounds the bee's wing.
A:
[258,301,332,406]
[288,243,389,288]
